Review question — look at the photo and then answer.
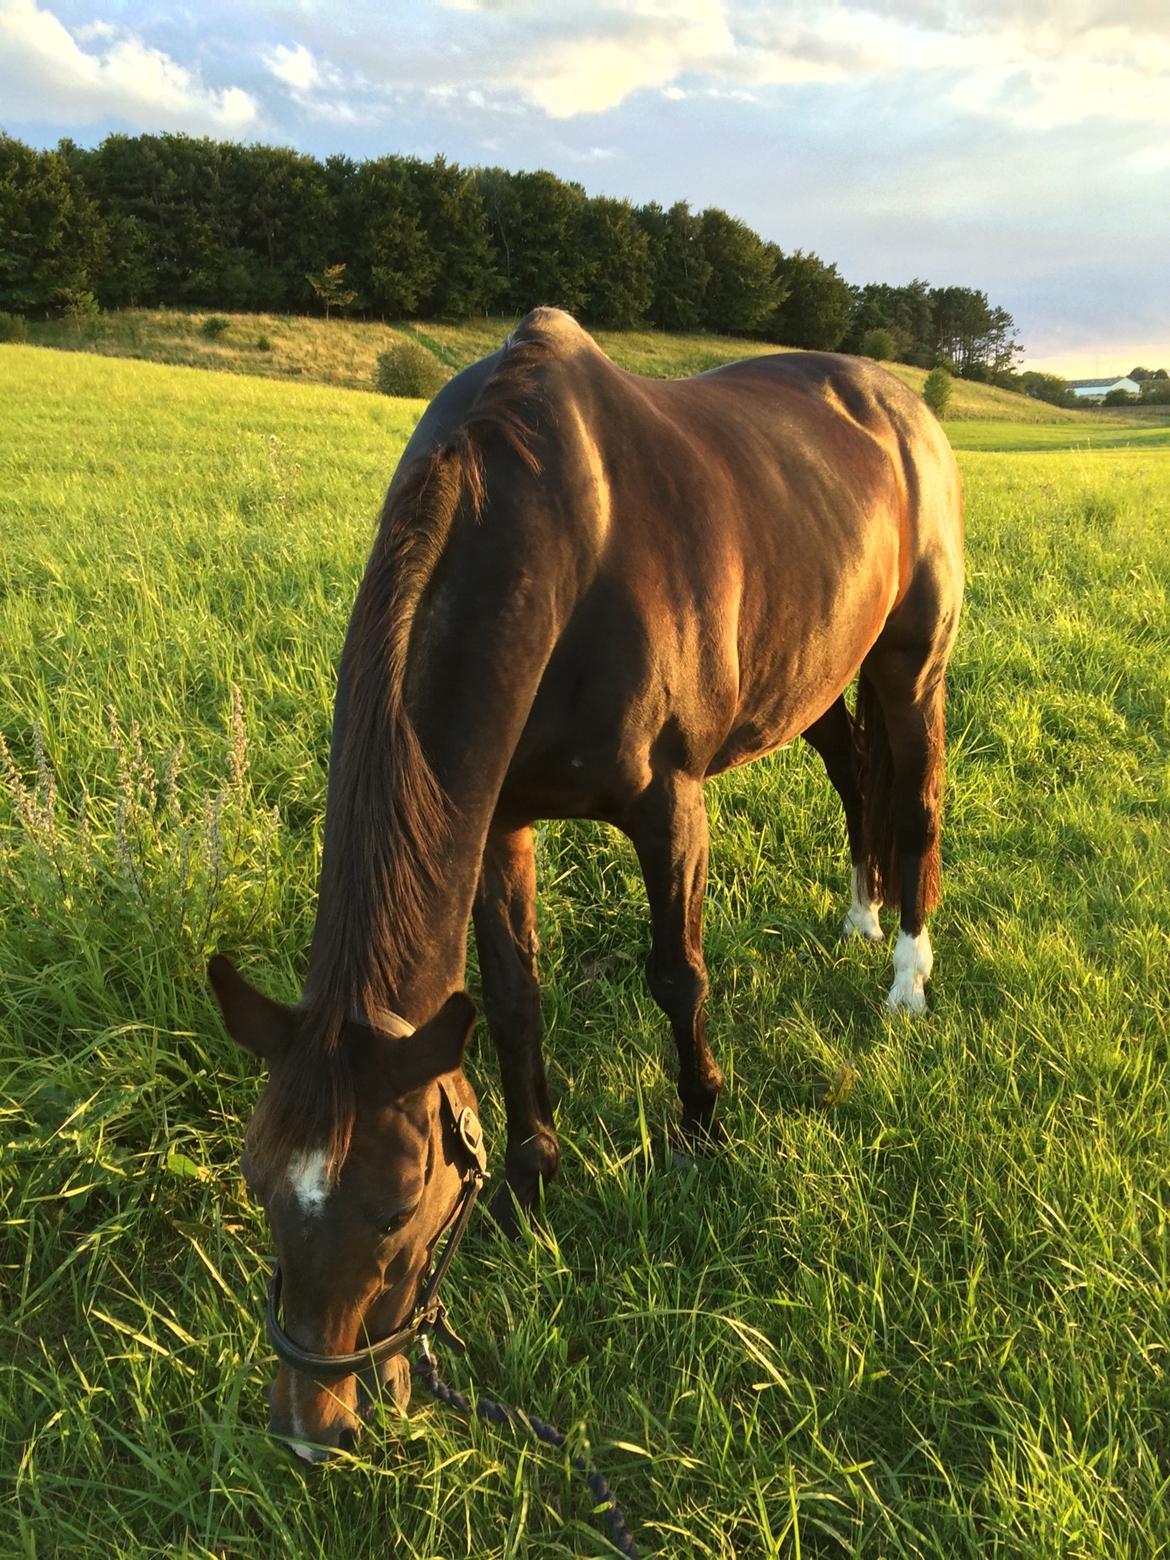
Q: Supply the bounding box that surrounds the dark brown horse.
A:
[210,307,963,1458]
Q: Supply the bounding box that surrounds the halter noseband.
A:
[265,1071,489,1382]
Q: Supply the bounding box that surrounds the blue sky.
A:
[2,0,1167,374]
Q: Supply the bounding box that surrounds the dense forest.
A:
[1,130,1022,376]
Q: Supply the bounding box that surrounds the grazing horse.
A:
[210,307,963,1458]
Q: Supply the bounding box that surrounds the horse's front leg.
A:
[473,822,559,1235]
[623,776,725,1140]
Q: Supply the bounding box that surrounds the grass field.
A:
[11,306,1111,425]
[2,346,1168,1558]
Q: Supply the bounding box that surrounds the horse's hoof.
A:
[843,906,884,942]
[844,870,884,941]
[678,1112,728,1150]
[886,928,933,1013]
[886,980,928,1014]
[486,1181,537,1241]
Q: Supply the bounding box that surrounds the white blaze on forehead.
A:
[287,1148,331,1216]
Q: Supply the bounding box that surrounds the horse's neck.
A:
[308,533,560,1026]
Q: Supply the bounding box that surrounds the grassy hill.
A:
[12,305,1100,423]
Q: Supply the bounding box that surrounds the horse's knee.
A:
[645,951,707,1024]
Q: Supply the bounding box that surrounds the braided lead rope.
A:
[413,1348,639,1559]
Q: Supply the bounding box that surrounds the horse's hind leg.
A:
[623,775,724,1138]
[802,697,883,941]
[856,644,949,1013]
[473,823,558,1234]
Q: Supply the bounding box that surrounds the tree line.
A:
[1,130,1020,373]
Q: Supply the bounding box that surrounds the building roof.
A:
[1067,377,1130,389]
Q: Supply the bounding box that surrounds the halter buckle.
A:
[458,1107,485,1166]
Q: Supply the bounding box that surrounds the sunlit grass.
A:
[17,307,798,400]
[13,306,1125,425]
[2,347,1168,1556]
[945,420,1170,452]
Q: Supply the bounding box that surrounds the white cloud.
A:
[384,0,1170,129]
[518,2,735,117]
[941,22,1170,129]
[264,41,319,93]
[0,0,258,132]
[74,19,116,43]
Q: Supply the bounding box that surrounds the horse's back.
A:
[502,316,961,604]
[416,312,963,809]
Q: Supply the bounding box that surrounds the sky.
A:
[2,0,1168,375]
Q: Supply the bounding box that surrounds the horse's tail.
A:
[854,669,943,915]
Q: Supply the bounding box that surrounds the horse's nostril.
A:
[337,1427,358,1454]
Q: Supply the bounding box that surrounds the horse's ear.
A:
[207,955,295,1061]
[386,992,476,1096]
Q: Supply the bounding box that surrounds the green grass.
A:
[944,420,1170,452]
[2,346,1169,1558]
[16,307,797,399]
[13,306,1123,425]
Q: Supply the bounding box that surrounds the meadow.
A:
[1,344,1168,1558]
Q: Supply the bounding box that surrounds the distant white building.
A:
[1067,376,1141,403]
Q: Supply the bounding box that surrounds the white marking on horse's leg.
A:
[287,1149,330,1216]
[843,865,884,941]
[887,927,934,1013]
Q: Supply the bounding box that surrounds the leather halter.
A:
[265,1040,489,1382]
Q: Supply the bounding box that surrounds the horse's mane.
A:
[248,320,554,1183]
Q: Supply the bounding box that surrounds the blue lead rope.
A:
[413,1340,639,1558]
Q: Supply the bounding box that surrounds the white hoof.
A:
[844,866,884,942]
[886,927,933,1013]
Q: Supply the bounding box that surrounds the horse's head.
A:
[208,955,481,1462]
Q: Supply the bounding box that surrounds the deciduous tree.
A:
[580,195,653,327]
[637,200,711,332]
[0,136,101,312]
[766,248,851,349]
[698,208,784,335]
[307,263,357,319]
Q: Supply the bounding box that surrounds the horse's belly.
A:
[707,673,843,776]
[708,555,896,775]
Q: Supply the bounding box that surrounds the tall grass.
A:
[2,347,1168,1557]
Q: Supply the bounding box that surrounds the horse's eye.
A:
[380,1206,418,1235]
